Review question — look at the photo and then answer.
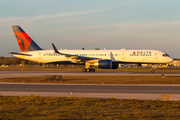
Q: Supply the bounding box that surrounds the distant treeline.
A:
[0,57,84,67]
[0,56,38,66]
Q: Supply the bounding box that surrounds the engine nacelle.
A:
[94,60,119,69]
[98,60,112,69]
[112,63,119,69]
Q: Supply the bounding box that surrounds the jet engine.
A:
[94,60,119,69]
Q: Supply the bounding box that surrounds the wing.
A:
[7,52,33,56]
[52,43,101,62]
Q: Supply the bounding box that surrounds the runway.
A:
[1,71,180,101]
[1,71,180,78]
[1,83,180,101]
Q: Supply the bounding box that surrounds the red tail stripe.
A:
[15,32,33,52]
[16,38,23,52]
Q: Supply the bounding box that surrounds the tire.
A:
[83,68,87,72]
[91,68,95,72]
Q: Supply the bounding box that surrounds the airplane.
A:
[8,25,173,73]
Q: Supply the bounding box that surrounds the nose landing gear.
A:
[151,69,155,73]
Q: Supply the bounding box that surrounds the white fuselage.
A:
[13,49,173,64]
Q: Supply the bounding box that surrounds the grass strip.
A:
[1,76,180,84]
[0,95,180,119]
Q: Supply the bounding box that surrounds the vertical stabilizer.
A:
[12,25,42,52]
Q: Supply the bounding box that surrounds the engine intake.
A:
[96,60,119,69]
[98,60,112,69]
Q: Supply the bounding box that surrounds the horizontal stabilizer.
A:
[7,52,33,56]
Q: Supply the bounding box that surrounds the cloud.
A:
[29,7,115,21]
[0,7,115,24]
[0,16,30,23]
[60,20,180,43]
[0,0,9,2]
[126,1,134,4]
[62,20,180,30]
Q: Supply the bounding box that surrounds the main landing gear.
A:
[83,68,95,72]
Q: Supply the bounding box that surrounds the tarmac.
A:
[1,71,180,101]
[1,83,180,101]
[1,71,180,78]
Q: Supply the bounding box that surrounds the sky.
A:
[1,0,180,58]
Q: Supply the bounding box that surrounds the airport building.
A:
[168,59,180,67]
[119,59,180,68]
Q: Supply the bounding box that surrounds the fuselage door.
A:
[154,53,158,59]
[122,53,125,59]
[38,52,42,59]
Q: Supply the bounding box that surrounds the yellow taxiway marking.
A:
[158,94,172,101]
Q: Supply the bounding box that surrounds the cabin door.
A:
[121,53,125,59]
[38,52,42,59]
[154,53,158,59]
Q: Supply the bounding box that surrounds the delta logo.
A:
[130,51,152,56]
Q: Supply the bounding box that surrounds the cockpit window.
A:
[162,54,169,57]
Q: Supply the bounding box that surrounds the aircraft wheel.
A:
[88,68,91,72]
[83,68,87,72]
[91,68,95,72]
[39,63,43,66]
[151,69,155,73]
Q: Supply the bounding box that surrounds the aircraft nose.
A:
[168,57,173,63]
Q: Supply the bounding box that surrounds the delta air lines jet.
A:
[8,25,173,72]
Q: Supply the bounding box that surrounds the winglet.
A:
[52,43,61,54]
